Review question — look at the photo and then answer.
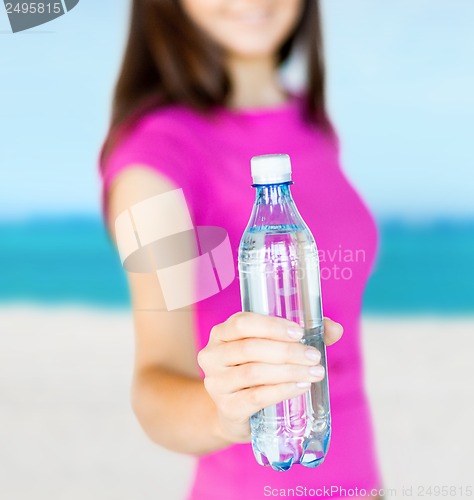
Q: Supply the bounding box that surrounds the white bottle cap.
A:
[251,154,292,185]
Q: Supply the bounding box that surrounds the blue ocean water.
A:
[0,217,473,314]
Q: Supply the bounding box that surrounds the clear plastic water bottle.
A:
[238,154,331,471]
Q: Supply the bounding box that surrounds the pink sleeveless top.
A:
[102,98,382,499]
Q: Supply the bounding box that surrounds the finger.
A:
[222,362,325,392]
[216,312,304,343]
[216,338,320,367]
[229,382,313,420]
[323,317,343,346]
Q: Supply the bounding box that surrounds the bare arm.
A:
[107,167,233,455]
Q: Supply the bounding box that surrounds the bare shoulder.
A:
[106,165,179,239]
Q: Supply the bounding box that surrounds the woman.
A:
[100,1,383,499]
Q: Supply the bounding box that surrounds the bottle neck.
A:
[254,182,293,206]
[249,182,302,229]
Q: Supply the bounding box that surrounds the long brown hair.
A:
[100,0,329,168]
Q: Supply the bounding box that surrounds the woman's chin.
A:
[224,42,283,62]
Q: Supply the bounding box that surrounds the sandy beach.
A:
[0,306,472,499]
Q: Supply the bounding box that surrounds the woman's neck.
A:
[226,55,289,109]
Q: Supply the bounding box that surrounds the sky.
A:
[0,0,473,220]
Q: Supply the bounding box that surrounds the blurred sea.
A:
[0,217,473,314]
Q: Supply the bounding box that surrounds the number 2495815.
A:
[5,3,62,15]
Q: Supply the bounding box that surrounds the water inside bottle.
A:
[239,224,331,471]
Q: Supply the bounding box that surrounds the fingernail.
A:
[309,366,325,378]
[288,327,304,339]
[296,382,311,388]
[305,348,320,362]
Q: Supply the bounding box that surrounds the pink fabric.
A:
[102,97,383,499]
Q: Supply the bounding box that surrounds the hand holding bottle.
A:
[197,312,343,445]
